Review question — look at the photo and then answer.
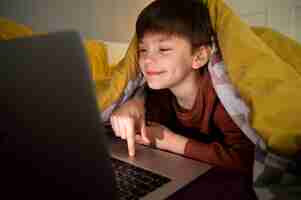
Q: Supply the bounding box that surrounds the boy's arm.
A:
[110,85,148,156]
[141,103,254,174]
[183,103,254,174]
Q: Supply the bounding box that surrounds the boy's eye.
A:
[138,48,147,53]
[159,48,171,52]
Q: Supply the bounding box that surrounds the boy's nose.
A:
[143,52,157,65]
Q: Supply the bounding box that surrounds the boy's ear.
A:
[192,46,211,69]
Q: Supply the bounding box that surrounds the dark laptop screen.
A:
[0,31,117,200]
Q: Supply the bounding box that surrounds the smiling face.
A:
[138,32,199,91]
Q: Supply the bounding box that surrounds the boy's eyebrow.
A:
[159,37,172,42]
[138,35,173,45]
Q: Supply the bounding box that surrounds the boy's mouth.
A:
[145,70,165,76]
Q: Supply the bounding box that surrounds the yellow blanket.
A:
[207,0,301,156]
[1,0,301,156]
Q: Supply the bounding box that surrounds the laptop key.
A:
[111,158,171,199]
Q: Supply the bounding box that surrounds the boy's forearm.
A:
[155,129,188,155]
[167,133,188,155]
[183,138,254,173]
[131,85,146,118]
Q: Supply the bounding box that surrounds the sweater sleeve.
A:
[184,103,254,174]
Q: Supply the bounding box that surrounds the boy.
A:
[110,0,254,176]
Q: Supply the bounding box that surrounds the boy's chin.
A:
[147,83,165,90]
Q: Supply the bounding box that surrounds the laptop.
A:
[0,31,211,200]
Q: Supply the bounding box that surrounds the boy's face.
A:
[138,32,198,90]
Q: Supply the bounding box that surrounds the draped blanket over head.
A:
[1,0,300,198]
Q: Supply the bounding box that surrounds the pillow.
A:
[102,40,129,66]
[0,17,33,39]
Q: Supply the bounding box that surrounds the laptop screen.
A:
[0,31,117,200]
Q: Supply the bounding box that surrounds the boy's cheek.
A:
[138,60,144,70]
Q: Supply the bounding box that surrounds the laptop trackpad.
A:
[109,137,211,181]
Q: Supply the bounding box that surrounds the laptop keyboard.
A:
[111,157,171,200]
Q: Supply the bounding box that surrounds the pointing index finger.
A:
[126,118,136,157]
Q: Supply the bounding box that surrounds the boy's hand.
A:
[110,98,150,156]
[136,121,188,155]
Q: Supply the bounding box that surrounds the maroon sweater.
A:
[145,69,254,175]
